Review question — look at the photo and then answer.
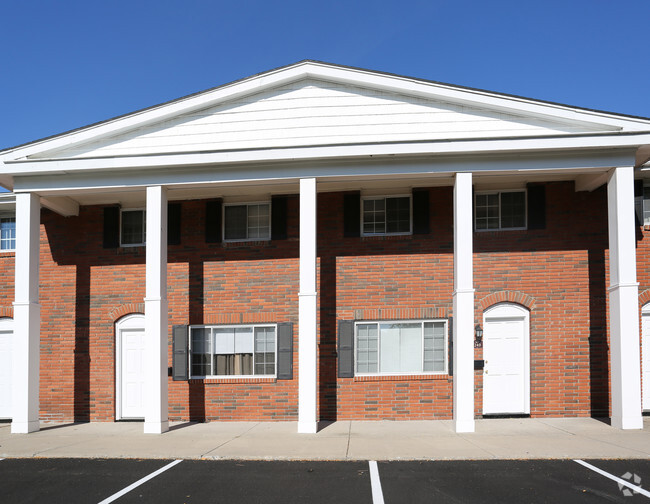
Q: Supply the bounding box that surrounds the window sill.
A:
[189,377,277,384]
[360,234,413,241]
[0,250,15,257]
[353,374,449,382]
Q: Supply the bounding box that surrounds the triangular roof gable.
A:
[3,60,650,162]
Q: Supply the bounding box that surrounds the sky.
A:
[1,0,649,151]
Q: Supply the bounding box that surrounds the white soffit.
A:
[1,61,649,168]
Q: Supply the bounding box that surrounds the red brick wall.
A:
[0,180,641,423]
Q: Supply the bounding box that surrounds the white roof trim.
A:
[2,61,649,163]
[5,133,649,176]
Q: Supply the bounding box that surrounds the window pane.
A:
[363,199,385,234]
[121,210,144,245]
[356,323,378,373]
[386,197,410,233]
[500,192,526,228]
[235,327,254,354]
[379,324,400,373]
[191,328,211,376]
[225,205,247,240]
[214,328,235,354]
[254,326,275,375]
[247,204,270,239]
[399,323,421,372]
[0,217,15,250]
[643,186,650,225]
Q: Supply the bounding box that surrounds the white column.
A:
[453,172,475,433]
[11,193,41,434]
[298,178,318,433]
[607,167,642,429]
[144,186,169,434]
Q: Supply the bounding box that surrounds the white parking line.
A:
[574,459,650,498]
[97,459,183,504]
[368,460,385,504]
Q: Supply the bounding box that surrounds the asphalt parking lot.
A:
[0,458,649,503]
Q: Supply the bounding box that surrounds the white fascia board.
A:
[13,150,635,194]
[4,132,650,176]
[2,62,649,162]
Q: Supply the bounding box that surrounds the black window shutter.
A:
[343,192,361,237]
[205,199,223,243]
[168,203,181,245]
[447,317,453,377]
[412,189,430,235]
[172,325,189,381]
[527,184,546,230]
[271,196,288,240]
[277,322,293,380]
[635,180,644,227]
[103,206,120,249]
[338,320,355,378]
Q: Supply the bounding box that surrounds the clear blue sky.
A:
[1,0,649,151]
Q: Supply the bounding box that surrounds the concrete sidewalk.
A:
[0,417,649,461]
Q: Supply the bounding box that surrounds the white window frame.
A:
[188,323,277,379]
[361,194,412,236]
[223,201,272,242]
[0,213,16,251]
[642,184,650,226]
[120,208,146,247]
[474,189,527,232]
[354,319,448,376]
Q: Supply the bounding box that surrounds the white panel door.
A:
[120,328,146,419]
[0,326,12,419]
[483,314,529,415]
[641,314,650,410]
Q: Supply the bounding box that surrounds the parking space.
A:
[0,458,648,503]
[378,459,650,503]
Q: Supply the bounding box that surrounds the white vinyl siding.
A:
[34,80,610,160]
[355,320,447,375]
[475,190,526,231]
[190,324,276,378]
[224,203,270,241]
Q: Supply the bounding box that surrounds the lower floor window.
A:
[356,320,447,375]
[190,324,276,377]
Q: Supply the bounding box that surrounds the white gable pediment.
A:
[27,77,622,161]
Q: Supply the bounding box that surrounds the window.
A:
[190,324,276,377]
[0,216,15,251]
[475,190,526,231]
[121,209,146,246]
[362,196,411,235]
[224,203,270,241]
[355,320,447,375]
[644,186,650,226]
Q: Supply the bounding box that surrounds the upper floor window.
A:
[190,324,276,378]
[475,190,526,231]
[121,209,146,246]
[224,202,270,241]
[355,320,447,375]
[362,195,411,236]
[0,216,15,251]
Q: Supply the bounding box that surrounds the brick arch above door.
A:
[478,291,536,312]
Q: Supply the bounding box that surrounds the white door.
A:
[483,304,530,415]
[641,310,650,410]
[0,318,13,419]
[116,315,146,420]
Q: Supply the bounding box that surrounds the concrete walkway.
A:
[0,417,649,461]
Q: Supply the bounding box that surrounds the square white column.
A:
[11,193,41,434]
[607,167,642,429]
[144,186,169,434]
[298,178,318,433]
[453,172,475,433]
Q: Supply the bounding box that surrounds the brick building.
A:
[0,61,649,434]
